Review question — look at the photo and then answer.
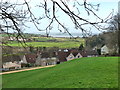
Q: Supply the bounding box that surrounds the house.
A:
[36,51,57,66]
[86,50,98,57]
[8,37,27,41]
[8,37,16,41]
[57,49,83,62]
[21,54,37,66]
[66,52,83,61]
[2,55,21,70]
[21,52,57,67]
[66,50,83,61]
[101,45,109,55]
[57,49,71,62]
[79,51,88,57]
[66,53,75,61]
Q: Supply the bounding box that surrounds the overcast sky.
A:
[1,0,119,36]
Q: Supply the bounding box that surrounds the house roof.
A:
[86,50,98,55]
[70,49,87,57]
[72,52,79,56]
[57,49,88,62]
[101,45,108,49]
[101,44,106,47]
[79,51,88,57]
[57,51,70,62]
[51,52,57,57]
[37,51,57,58]
[25,54,37,63]
[41,52,50,58]
[2,55,21,63]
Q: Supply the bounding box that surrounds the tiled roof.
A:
[72,52,78,56]
[25,54,37,63]
[86,50,98,55]
[2,55,21,63]
[57,49,88,62]
[57,51,70,62]
[70,49,87,57]
[79,51,87,57]
[41,52,50,58]
[38,51,57,58]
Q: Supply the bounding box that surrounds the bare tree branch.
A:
[0,0,114,44]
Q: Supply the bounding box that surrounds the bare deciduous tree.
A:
[0,0,114,45]
[107,13,119,31]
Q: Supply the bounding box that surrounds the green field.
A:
[7,42,83,48]
[6,37,85,48]
[2,57,118,88]
[2,33,85,48]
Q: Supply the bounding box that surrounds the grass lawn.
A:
[2,57,118,88]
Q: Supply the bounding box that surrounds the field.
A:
[6,37,85,48]
[2,57,118,88]
[7,41,83,48]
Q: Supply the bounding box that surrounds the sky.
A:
[1,0,119,37]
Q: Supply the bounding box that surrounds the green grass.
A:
[6,41,84,48]
[2,35,85,48]
[31,37,56,42]
[2,57,118,88]
[32,37,84,42]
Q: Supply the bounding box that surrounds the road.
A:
[0,65,55,75]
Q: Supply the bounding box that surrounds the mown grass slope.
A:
[2,57,118,88]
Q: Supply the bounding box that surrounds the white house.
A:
[75,53,83,58]
[3,62,21,69]
[2,55,22,70]
[101,45,109,55]
[66,53,75,61]
[36,52,57,66]
[66,52,83,61]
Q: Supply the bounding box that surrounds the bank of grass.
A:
[3,57,118,88]
[7,41,84,48]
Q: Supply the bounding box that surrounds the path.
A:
[0,65,55,75]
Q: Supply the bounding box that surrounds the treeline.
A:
[2,46,60,56]
[85,30,118,55]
